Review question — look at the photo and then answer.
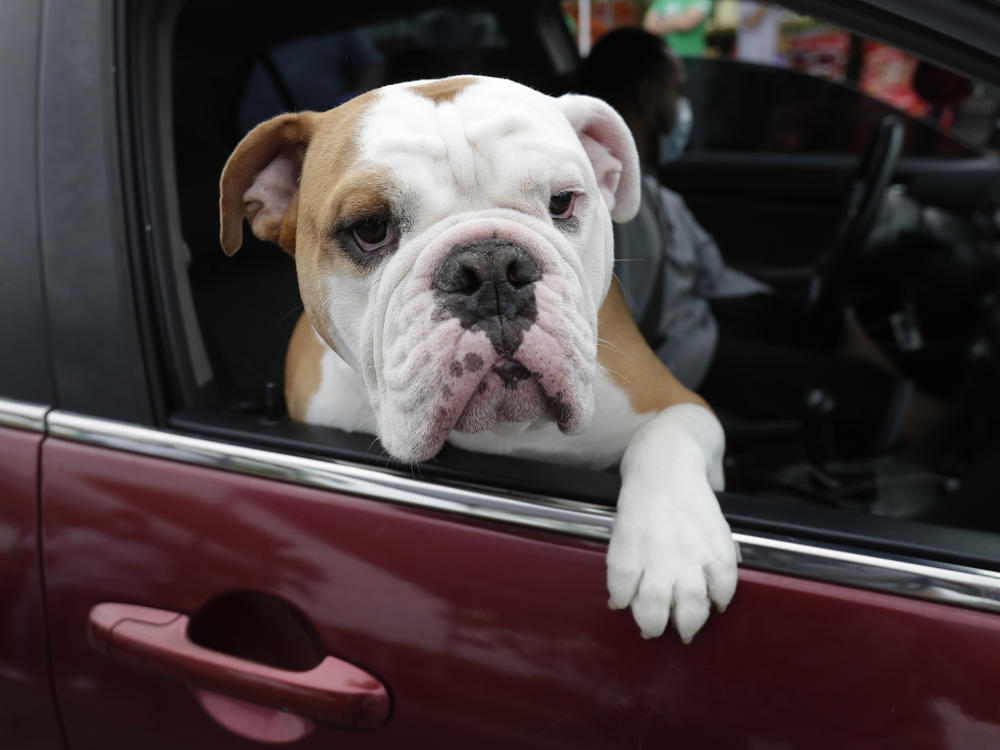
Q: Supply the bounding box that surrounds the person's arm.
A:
[643,6,707,35]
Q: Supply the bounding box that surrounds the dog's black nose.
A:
[433,239,541,357]
[434,239,542,295]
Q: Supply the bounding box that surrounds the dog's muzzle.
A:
[373,215,596,460]
[432,238,542,360]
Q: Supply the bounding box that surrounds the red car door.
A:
[40,411,1000,749]
[0,404,64,750]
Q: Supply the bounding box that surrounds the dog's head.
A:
[220,76,640,461]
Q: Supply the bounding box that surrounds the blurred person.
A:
[643,0,713,58]
[579,28,942,449]
[737,2,783,65]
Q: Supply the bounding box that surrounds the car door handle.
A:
[88,602,390,728]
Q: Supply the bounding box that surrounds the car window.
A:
[156,0,1000,571]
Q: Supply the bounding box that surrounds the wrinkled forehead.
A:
[357,77,590,198]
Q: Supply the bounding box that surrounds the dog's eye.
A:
[548,192,576,219]
[351,218,395,253]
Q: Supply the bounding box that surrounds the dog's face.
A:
[221,76,640,461]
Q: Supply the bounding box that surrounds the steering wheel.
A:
[805,115,905,334]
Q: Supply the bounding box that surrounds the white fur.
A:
[279,77,736,640]
[359,80,616,305]
[606,403,737,642]
[317,80,623,462]
[366,210,599,461]
[447,367,650,469]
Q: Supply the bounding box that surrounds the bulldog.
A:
[219,75,738,642]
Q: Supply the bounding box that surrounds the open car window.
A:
[148,0,1000,572]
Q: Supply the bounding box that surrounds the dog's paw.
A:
[606,404,738,642]
[606,482,738,642]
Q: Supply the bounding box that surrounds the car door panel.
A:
[41,430,1000,749]
[0,421,64,750]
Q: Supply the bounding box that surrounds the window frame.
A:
[0,1,54,406]
[114,0,1000,609]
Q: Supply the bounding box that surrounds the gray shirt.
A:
[613,173,770,389]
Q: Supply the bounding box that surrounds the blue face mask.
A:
[658,97,692,164]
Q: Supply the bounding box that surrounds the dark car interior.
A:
[160,0,1000,557]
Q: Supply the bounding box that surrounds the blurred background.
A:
[562,0,1000,154]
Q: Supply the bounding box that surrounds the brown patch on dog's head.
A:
[293,160,399,335]
[292,100,400,289]
[220,89,401,354]
[219,89,384,257]
[408,76,477,104]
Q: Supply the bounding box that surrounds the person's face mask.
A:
[658,96,692,164]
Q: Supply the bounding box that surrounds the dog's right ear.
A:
[557,94,641,223]
[219,112,318,256]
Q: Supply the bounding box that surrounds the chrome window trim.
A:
[46,409,1000,617]
[0,397,50,433]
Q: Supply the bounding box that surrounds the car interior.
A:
[155,0,1000,560]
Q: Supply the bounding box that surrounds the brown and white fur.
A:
[219,76,738,642]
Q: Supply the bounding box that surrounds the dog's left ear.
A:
[558,94,641,222]
[219,111,319,256]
